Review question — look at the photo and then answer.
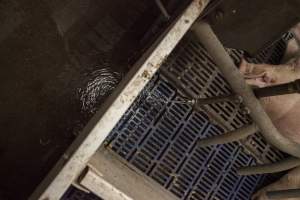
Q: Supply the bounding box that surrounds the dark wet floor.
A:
[0,0,166,199]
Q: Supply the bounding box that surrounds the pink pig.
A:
[240,24,300,200]
[240,42,300,144]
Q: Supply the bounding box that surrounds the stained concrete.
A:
[0,0,161,199]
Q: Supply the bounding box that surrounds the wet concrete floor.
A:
[0,0,161,199]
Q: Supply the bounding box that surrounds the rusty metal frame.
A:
[30,1,210,199]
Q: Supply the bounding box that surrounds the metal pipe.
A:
[194,94,240,106]
[191,21,300,158]
[267,189,300,199]
[237,157,300,175]
[161,67,241,106]
[155,0,171,20]
[254,79,300,98]
[198,123,258,147]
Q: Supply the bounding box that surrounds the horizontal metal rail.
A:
[267,188,300,199]
[198,123,258,147]
[254,79,300,98]
[238,157,300,175]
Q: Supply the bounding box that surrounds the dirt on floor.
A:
[0,0,163,199]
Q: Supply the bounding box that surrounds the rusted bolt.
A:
[142,70,151,79]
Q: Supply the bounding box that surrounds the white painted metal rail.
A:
[30,0,210,199]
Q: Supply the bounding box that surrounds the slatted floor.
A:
[61,28,292,199]
[104,31,290,200]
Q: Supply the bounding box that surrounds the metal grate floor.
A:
[104,31,290,200]
[106,74,266,200]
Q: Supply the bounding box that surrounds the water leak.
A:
[79,68,122,114]
[0,0,161,198]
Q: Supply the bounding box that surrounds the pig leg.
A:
[239,59,300,122]
[239,22,300,86]
[239,59,300,86]
[252,166,300,200]
[239,59,280,88]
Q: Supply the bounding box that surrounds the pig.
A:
[239,24,300,200]
[239,42,300,144]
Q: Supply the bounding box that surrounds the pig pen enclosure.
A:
[62,32,292,199]
[0,0,298,200]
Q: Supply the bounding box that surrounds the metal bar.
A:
[254,79,300,98]
[79,149,179,200]
[197,123,258,147]
[194,94,239,106]
[191,21,300,158]
[155,0,171,20]
[160,67,241,106]
[267,189,300,199]
[160,66,239,134]
[30,1,211,199]
[153,94,239,106]
[237,157,300,175]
